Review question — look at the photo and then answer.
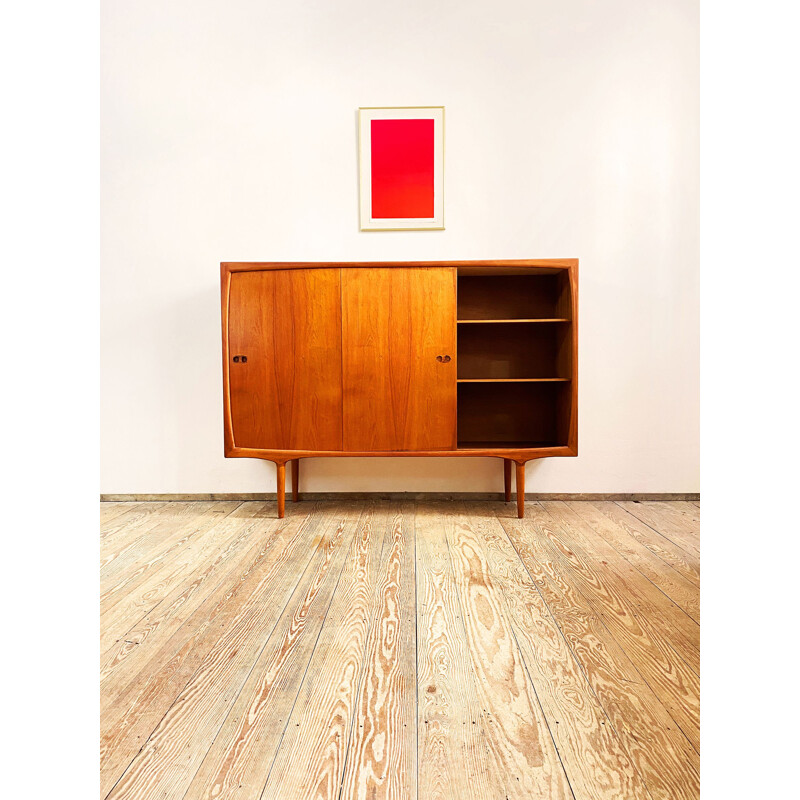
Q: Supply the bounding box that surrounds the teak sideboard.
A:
[221,259,578,518]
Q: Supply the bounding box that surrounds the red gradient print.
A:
[370,119,434,218]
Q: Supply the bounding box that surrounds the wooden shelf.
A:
[457,378,570,383]
[457,440,561,450]
[457,318,570,324]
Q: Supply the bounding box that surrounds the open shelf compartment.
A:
[457,381,572,448]
[457,271,571,321]
[455,264,576,452]
[457,322,572,380]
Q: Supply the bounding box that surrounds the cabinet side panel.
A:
[341,267,456,451]
[228,269,343,450]
[555,266,578,451]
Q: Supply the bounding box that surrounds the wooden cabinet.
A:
[222,260,578,518]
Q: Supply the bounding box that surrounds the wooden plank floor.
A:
[100,499,699,800]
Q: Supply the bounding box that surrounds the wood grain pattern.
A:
[642,500,700,528]
[568,501,699,622]
[101,500,699,800]
[462,503,649,800]
[100,503,173,565]
[100,502,244,597]
[100,504,285,702]
[444,510,571,799]
[592,501,700,588]
[259,502,390,800]
[659,501,700,525]
[341,267,457,451]
[105,506,353,800]
[507,503,700,753]
[339,502,417,800]
[101,502,158,531]
[227,268,343,451]
[101,502,139,524]
[100,503,275,684]
[225,444,575,460]
[100,502,206,577]
[101,503,236,614]
[541,502,700,673]
[100,509,325,796]
[180,505,366,800]
[499,510,700,799]
[416,503,508,799]
[100,503,249,661]
[617,501,700,558]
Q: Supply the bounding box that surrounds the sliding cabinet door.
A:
[227,268,343,450]
[341,267,457,451]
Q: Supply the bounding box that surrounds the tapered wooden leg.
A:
[276,463,286,518]
[291,459,299,502]
[503,459,512,502]
[515,462,525,519]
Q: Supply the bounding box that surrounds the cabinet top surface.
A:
[222,259,578,275]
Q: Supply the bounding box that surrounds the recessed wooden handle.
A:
[436,355,451,363]
[233,355,247,363]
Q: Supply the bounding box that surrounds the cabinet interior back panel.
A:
[457,275,568,320]
[457,382,570,446]
[457,323,572,379]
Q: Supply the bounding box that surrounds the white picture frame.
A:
[358,106,445,231]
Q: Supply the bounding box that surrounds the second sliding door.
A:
[341,267,457,451]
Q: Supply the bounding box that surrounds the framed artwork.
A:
[358,106,445,231]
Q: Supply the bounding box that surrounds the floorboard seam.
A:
[538,504,700,682]
[441,508,509,800]
[497,505,657,800]
[185,506,341,800]
[412,501,420,800]
[255,505,365,800]
[101,503,251,665]
[441,505,575,800]
[335,500,391,800]
[524,502,700,756]
[612,502,699,559]
[507,622,579,800]
[104,509,325,800]
[592,502,700,589]
[561,501,699,624]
